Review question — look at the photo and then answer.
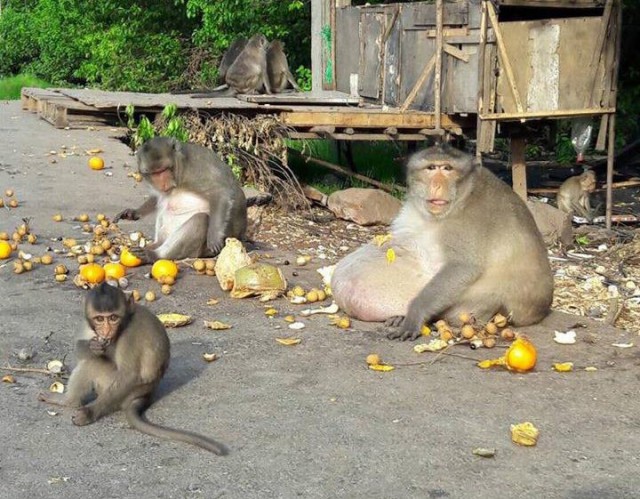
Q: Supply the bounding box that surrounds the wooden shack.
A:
[312,0,621,225]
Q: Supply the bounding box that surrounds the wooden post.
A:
[434,0,443,130]
[511,136,527,201]
[606,114,615,230]
[476,0,488,157]
[311,0,324,93]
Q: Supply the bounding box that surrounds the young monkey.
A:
[38,283,228,455]
[556,170,597,221]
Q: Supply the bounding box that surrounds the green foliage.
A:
[0,74,50,100]
[295,66,312,92]
[179,0,311,77]
[126,105,190,148]
[0,0,193,90]
[555,132,575,165]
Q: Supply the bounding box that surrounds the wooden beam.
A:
[434,0,444,130]
[584,0,613,108]
[511,136,527,201]
[487,2,524,113]
[280,110,459,128]
[443,43,470,63]
[311,0,324,93]
[400,54,436,112]
[476,0,488,156]
[480,107,616,121]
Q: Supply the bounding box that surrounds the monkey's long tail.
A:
[125,399,229,455]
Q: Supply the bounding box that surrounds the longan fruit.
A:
[161,284,172,295]
[131,289,141,302]
[458,312,473,324]
[205,260,215,271]
[144,291,156,302]
[306,290,319,303]
[193,259,206,272]
[0,199,4,208]
[54,264,68,275]
[41,254,53,265]
[0,232,8,241]
[461,324,476,339]
[492,313,508,328]
[291,286,305,297]
[501,328,516,341]
[435,319,449,330]
[27,234,37,244]
[52,214,63,222]
[439,329,454,342]
[5,189,14,197]
[22,261,33,271]
[13,262,24,274]
[483,337,497,349]
[8,199,18,208]
[55,274,67,282]
[485,322,499,335]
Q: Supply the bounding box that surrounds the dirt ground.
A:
[1,99,640,499]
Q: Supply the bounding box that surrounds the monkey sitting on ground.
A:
[193,34,271,97]
[556,170,597,221]
[114,137,247,262]
[39,283,228,455]
[331,144,554,341]
[266,40,301,93]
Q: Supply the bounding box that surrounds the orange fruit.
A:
[88,156,105,170]
[80,263,106,284]
[0,240,12,259]
[505,337,537,373]
[120,248,142,267]
[103,262,126,280]
[151,259,179,281]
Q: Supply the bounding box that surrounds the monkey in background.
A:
[38,283,228,455]
[331,144,554,341]
[217,37,248,86]
[115,137,247,262]
[556,170,597,221]
[266,40,301,93]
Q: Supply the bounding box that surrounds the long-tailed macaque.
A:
[218,37,248,85]
[331,144,554,341]
[266,40,301,93]
[38,283,228,455]
[114,137,247,262]
[556,170,597,220]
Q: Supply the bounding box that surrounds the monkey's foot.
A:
[127,246,153,264]
[72,407,94,426]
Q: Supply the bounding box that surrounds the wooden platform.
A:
[21,87,473,141]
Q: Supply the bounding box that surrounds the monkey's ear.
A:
[125,292,137,311]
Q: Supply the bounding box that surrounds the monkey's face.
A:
[408,162,463,217]
[147,166,177,194]
[89,312,123,343]
[580,173,596,193]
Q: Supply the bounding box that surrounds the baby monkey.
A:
[39,283,228,455]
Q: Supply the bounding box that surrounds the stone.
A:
[327,188,402,226]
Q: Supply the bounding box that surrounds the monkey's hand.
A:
[72,406,95,426]
[385,315,422,341]
[114,208,140,222]
[89,337,108,355]
[127,245,153,264]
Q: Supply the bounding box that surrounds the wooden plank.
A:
[288,131,431,141]
[434,0,443,130]
[487,2,524,113]
[480,107,615,121]
[400,54,436,112]
[358,11,384,99]
[583,0,612,108]
[241,91,359,105]
[403,2,468,27]
[476,0,489,154]
[498,0,605,7]
[383,6,402,107]
[280,110,461,129]
[511,136,528,201]
[335,6,360,94]
[311,0,324,93]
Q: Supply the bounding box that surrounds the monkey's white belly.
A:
[155,190,209,242]
[331,208,444,321]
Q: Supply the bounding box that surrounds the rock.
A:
[243,186,272,206]
[302,185,328,206]
[527,200,573,246]
[327,188,402,226]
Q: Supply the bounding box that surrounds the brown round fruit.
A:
[461,324,476,339]
[366,354,382,366]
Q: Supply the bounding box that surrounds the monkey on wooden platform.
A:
[115,137,247,262]
[39,283,228,455]
[331,144,554,341]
